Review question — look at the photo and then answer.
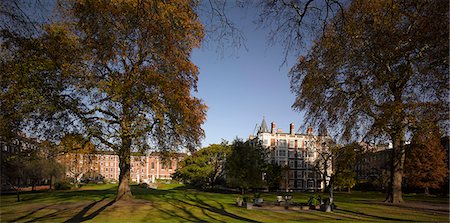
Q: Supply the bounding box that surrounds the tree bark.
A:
[116,100,133,201]
[385,131,405,203]
[116,141,132,201]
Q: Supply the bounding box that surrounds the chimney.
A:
[290,123,295,135]
[271,122,276,134]
[307,126,313,135]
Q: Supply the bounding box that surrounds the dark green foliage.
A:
[173,143,230,189]
[54,181,72,190]
[332,144,357,191]
[225,139,266,193]
[264,162,282,191]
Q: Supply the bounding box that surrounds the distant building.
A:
[60,152,185,184]
[354,142,390,182]
[252,117,333,191]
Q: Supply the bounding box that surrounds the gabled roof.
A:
[258,116,269,133]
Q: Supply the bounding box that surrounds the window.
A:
[263,139,268,145]
[279,150,286,157]
[151,162,155,169]
[307,180,314,188]
[289,171,295,179]
[105,168,108,172]
[298,180,304,188]
[288,151,295,158]
[289,140,295,148]
[279,139,287,147]
[289,161,294,168]
[297,171,304,178]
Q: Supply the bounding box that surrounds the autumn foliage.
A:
[404,124,448,193]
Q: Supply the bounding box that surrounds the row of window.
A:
[274,150,312,158]
[289,171,321,179]
[289,179,322,188]
[263,138,316,149]
[100,164,176,173]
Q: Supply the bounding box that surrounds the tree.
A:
[404,122,447,194]
[2,0,207,201]
[264,162,282,191]
[173,143,230,189]
[332,144,357,192]
[290,0,448,203]
[226,139,266,194]
[307,135,334,193]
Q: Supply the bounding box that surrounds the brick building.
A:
[61,152,185,184]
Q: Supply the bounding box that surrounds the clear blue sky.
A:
[192,7,308,147]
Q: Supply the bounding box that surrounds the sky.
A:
[191,6,308,147]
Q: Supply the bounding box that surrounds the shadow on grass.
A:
[3,187,117,222]
[11,204,53,222]
[132,185,259,222]
[160,192,259,222]
[64,198,116,222]
[337,208,411,221]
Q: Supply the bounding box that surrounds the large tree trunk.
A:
[385,131,405,203]
[116,131,132,201]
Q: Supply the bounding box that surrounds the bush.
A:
[55,181,72,190]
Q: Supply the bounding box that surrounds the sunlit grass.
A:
[0,184,448,222]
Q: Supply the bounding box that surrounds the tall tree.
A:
[2,0,207,201]
[290,0,448,203]
[404,122,447,194]
[60,0,206,200]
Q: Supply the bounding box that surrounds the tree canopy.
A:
[1,0,207,201]
[226,139,266,194]
[290,0,448,203]
[404,122,447,193]
[173,143,230,189]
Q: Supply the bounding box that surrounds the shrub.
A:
[55,181,72,190]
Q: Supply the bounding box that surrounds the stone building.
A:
[253,117,333,191]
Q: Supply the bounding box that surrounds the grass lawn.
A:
[0,184,448,222]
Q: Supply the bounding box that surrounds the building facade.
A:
[253,117,333,191]
[61,152,185,184]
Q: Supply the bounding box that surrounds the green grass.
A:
[0,184,448,222]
